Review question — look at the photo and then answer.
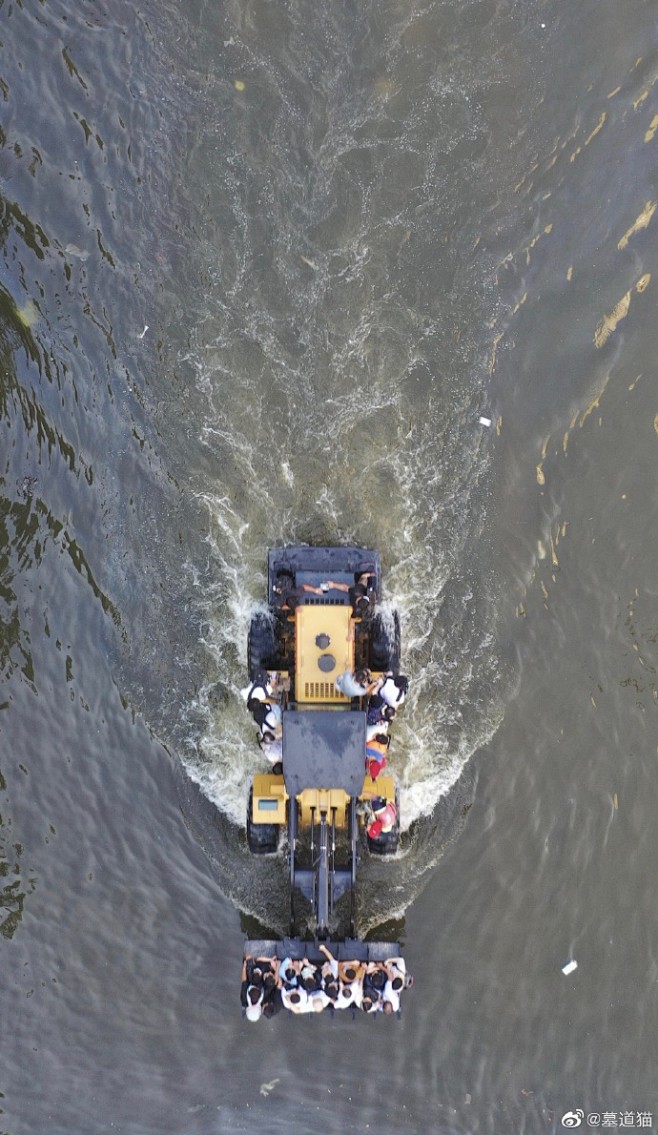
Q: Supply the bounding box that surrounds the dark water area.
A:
[2,0,658,1132]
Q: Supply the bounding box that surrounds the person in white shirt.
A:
[281,986,310,1013]
[244,985,264,1022]
[336,668,379,698]
[377,673,408,707]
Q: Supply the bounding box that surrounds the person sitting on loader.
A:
[366,716,391,742]
[366,695,397,729]
[241,668,283,705]
[272,570,335,616]
[248,698,282,740]
[320,571,375,610]
[336,667,380,699]
[376,673,409,708]
[366,796,398,840]
[258,732,283,768]
[365,732,390,781]
[271,570,298,616]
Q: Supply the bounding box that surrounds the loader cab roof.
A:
[282,710,367,798]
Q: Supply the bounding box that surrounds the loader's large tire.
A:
[246,789,279,855]
[369,609,401,673]
[247,613,278,680]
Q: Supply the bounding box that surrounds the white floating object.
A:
[138,325,149,339]
[561,959,578,975]
[479,416,492,427]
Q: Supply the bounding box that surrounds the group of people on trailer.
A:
[241,945,413,1021]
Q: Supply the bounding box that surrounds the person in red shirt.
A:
[366,796,398,839]
[365,733,390,780]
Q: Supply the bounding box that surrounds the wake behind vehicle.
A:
[241,547,411,1017]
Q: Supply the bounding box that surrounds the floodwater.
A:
[1,0,658,1132]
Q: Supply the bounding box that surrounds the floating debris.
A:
[234,79,246,91]
[595,291,632,348]
[550,533,559,568]
[64,243,90,261]
[618,201,656,250]
[645,115,658,143]
[594,274,651,348]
